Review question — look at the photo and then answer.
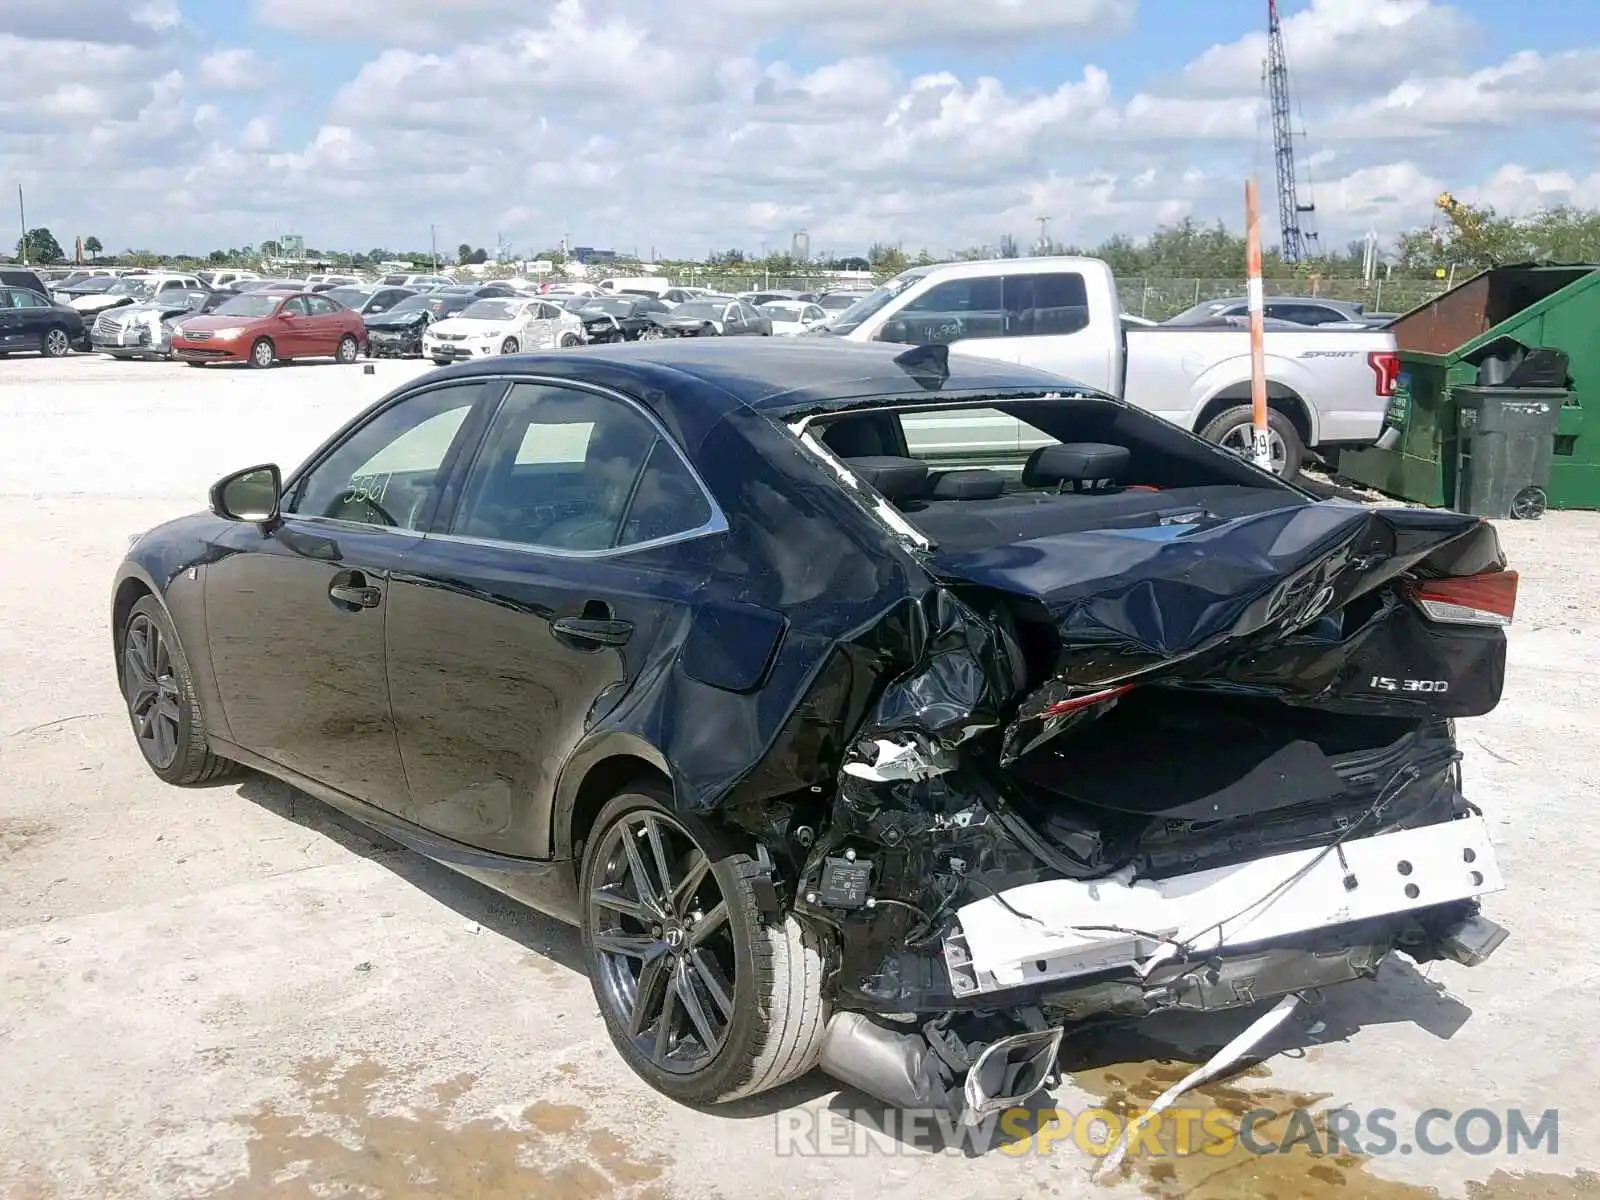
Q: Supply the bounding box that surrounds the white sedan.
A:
[422,297,585,365]
[760,300,828,336]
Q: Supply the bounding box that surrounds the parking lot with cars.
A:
[2,349,1599,1199]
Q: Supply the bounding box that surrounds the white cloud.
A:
[197,48,270,91]
[4,0,1597,261]
[253,0,1135,49]
[1177,0,1474,98]
[1321,49,1600,138]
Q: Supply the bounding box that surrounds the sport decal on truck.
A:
[1298,350,1359,358]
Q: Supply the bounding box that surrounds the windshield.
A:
[107,279,155,297]
[66,277,116,292]
[326,287,372,306]
[576,297,632,316]
[821,271,926,334]
[819,292,863,311]
[458,300,522,321]
[760,302,807,319]
[212,294,280,318]
[671,302,726,320]
[386,294,436,314]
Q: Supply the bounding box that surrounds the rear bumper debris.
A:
[943,813,1504,998]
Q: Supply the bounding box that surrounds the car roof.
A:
[430,337,1091,418]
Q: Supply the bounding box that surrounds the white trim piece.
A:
[945,815,1503,997]
[1246,276,1265,313]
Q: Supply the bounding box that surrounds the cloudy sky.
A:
[3,0,1597,260]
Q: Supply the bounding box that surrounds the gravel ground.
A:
[2,352,1598,1200]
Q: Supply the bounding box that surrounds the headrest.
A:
[845,456,929,501]
[930,469,1005,500]
[1022,442,1130,490]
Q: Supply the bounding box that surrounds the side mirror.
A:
[876,319,909,343]
[210,463,282,526]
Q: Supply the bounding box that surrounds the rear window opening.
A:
[809,395,1306,548]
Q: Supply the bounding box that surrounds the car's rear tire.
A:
[432,357,450,366]
[41,327,71,357]
[248,338,275,369]
[118,596,240,786]
[580,787,827,1105]
[336,335,360,364]
[1199,405,1304,481]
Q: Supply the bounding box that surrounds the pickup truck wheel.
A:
[1201,406,1304,480]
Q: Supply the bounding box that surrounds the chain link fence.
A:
[660,272,1448,320]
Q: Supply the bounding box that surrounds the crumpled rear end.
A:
[790,498,1513,1121]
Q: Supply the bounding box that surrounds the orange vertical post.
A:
[1244,178,1272,471]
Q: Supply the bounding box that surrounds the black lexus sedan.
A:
[111,339,1513,1118]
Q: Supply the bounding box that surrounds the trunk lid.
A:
[926,499,1507,763]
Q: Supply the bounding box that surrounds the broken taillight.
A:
[1410,570,1518,626]
[1368,351,1400,397]
[1042,683,1135,717]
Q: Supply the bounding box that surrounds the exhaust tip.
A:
[963,1027,1065,1122]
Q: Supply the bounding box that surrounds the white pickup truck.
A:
[814,256,1400,478]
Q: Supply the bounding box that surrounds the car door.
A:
[0,289,22,350]
[383,379,722,855]
[202,379,494,808]
[305,294,345,352]
[10,288,56,348]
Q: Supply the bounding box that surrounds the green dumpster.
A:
[1339,263,1597,510]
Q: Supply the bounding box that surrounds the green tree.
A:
[83,236,103,260]
[867,242,907,274]
[260,239,281,258]
[457,242,473,264]
[997,233,1020,259]
[17,227,64,263]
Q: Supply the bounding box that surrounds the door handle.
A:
[551,616,632,646]
[329,570,381,609]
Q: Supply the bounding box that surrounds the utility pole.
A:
[17,185,27,266]
[1036,216,1052,255]
[429,224,438,271]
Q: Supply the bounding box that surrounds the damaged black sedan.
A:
[110,339,1512,1118]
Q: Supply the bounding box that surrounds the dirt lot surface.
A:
[3,353,1599,1199]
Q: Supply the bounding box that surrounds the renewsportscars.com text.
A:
[774,1105,1560,1158]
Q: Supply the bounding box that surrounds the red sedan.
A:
[171,290,366,368]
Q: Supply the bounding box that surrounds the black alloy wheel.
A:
[580,788,828,1104]
[118,597,238,785]
[123,611,181,770]
[588,808,736,1075]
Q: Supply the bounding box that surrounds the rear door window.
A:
[449,383,717,552]
[1003,273,1089,337]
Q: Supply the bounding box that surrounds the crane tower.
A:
[1265,0,1319,261]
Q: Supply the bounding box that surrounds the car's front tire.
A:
[118,596,239,786]
[248,338,275,369]
[580,787,827,1105]
[500,337,520,355]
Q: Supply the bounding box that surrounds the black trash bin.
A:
[1453,385,1567,519]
